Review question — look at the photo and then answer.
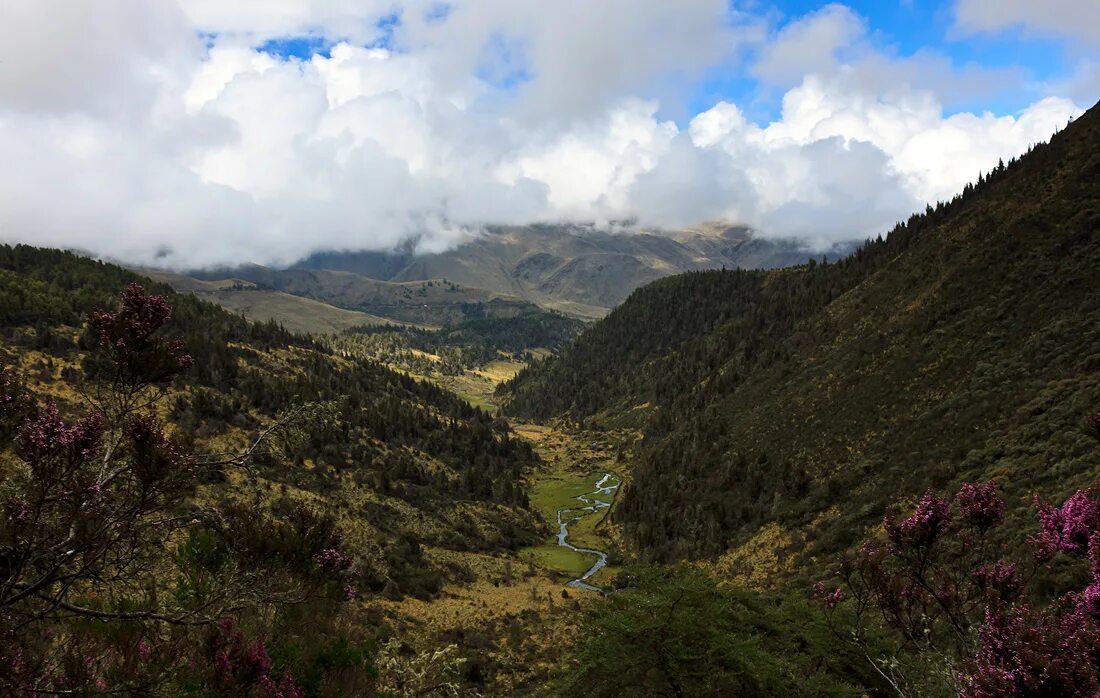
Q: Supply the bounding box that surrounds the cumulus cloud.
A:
[0,1,1090,267]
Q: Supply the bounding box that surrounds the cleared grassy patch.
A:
[474,358,526,383]
[528,471,604,525]
[518,544,595,578]
[521,468,621,575]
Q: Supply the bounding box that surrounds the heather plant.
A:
[818,443,1100,696]
[0,284,360,694]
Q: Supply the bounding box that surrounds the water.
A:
[555,472,619,594]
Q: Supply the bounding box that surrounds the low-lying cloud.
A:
[0,0,1089,268]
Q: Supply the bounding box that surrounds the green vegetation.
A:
[337,309,583,376]
[140,268,407,334]
[519,469,619,577]
[6,99,1099,697]
[206,288,398,334]
[190,264,543,326]
[519,544,594,577]
[527,470,609,524]
[556,566,882,696]
[0,243,542,597]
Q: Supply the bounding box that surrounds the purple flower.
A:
[957,481,1005,530]
[5,497,31,525]
[125,413,181,484]
[89,284,192,382]
[971,560,1020,600]
[244,639,272,676]
[215,649,231,673]
[1082,583,1100,618]
[1090,532,1100,581]
[259,672,304,698]
[962,599,1100,697]
[16,402,103,466]
[811,581,843,610]
[1034,490,1099,557]
[885,489,952,548]
[314,548,352,572]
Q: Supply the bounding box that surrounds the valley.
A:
[2,100,1098,697]
[6,2,1100,695]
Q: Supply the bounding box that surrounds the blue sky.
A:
[715,0,1071,117]
[254,1,1091,125]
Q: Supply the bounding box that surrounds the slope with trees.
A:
[503,102,1100,570]
[0,248,548,692]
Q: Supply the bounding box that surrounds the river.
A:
[555,472,619,594]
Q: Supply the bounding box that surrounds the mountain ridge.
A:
[182,224,847,322]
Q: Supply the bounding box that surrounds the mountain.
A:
[502,102,1100,569]
[296,224,841,319]
[183,264,541,327]
[161,225,841,330]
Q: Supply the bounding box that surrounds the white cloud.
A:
[954,0,1100,45]
[752,3,866,85]
[0,1,1090,268]
[674,84,1081,249]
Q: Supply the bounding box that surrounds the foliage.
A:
[557,566,880,696]
[0,284,362,694]
[1,243,541,579]
[335,308,582,376]
[818,471,1100,696]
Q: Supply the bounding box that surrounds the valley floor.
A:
[372,421,636,693]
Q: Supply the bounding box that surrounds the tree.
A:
[817,420,1100,696]
[559,566,870,696]
[0,284,355,694]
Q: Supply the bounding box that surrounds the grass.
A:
[521,467,621,577]
[433,357,527,414]
[528,470,604,525]
[475,358,526,383]
[208,289,399,334]
[518,544,595,577]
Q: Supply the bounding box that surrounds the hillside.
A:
[138,268,405,333]
[297,224,839,319]
[1,243,549,592]
[503,101,1100,568]
[186,264,538,326]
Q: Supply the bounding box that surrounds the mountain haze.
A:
[291,224,838,319]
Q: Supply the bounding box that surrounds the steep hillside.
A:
[503,102,1100,567]
[1,245,541,597]
[298,224,838,318]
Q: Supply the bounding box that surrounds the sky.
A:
[0,1,1097,268]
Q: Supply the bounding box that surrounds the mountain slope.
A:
[503,102,1100,568]
[0,244,541,598]
[138,268,405,333]
[298,224,837,318]
[187,264,538,326]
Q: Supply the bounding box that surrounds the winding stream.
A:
[556,472,619,594]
